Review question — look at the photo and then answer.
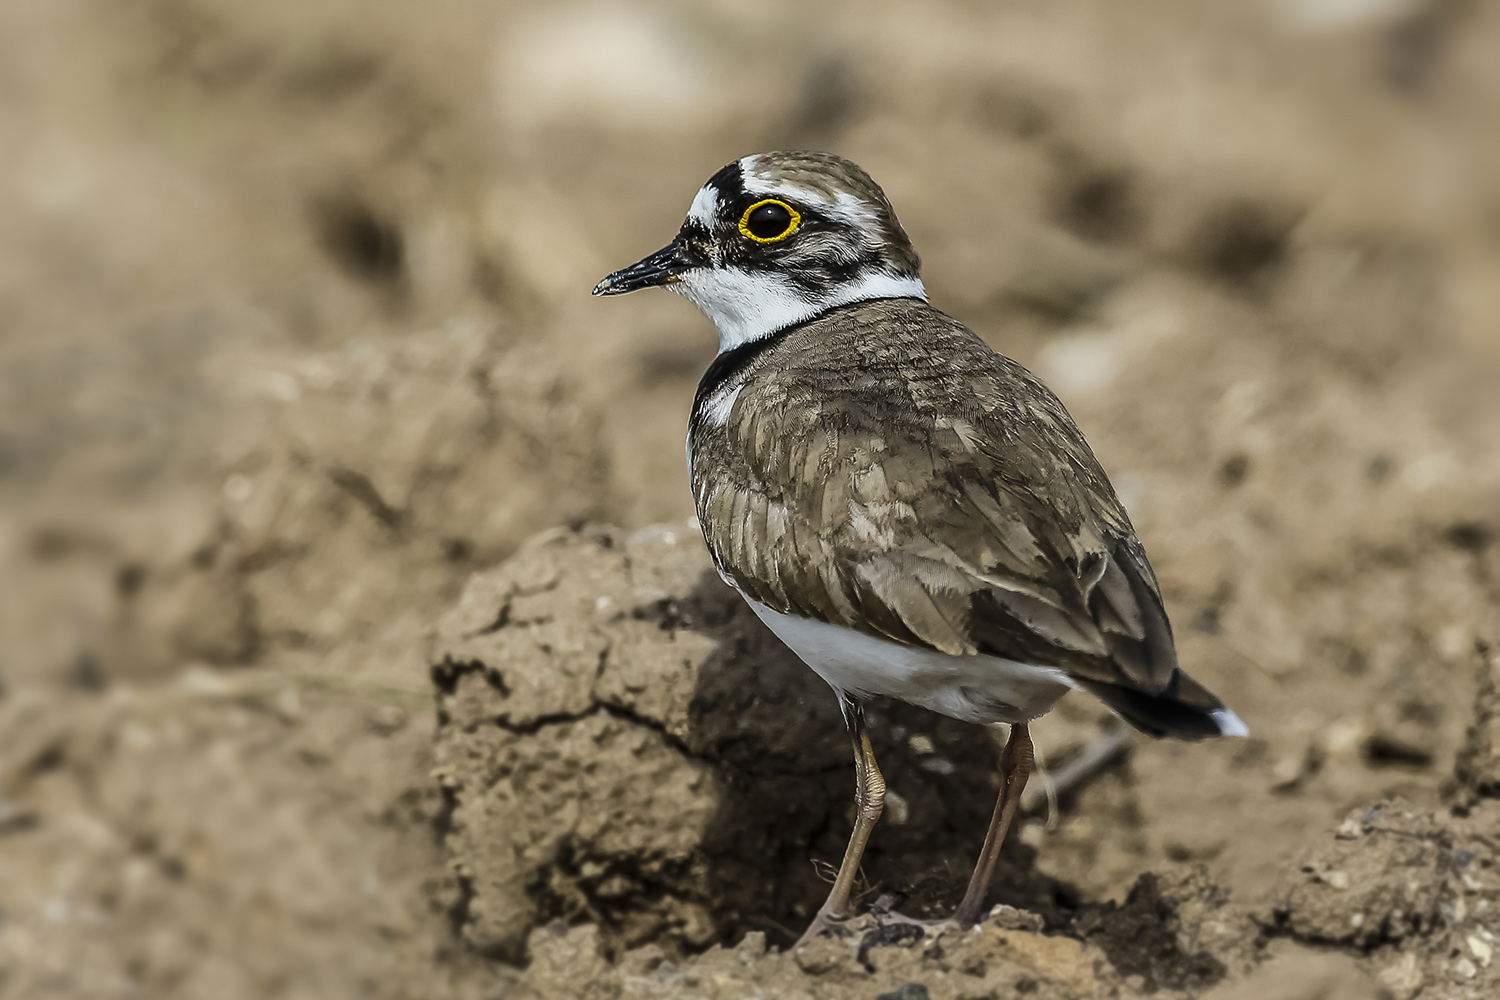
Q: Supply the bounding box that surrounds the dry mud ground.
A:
[3,1,1500,997]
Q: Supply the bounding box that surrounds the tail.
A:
[1076,669,1247,741]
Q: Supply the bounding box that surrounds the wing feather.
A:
[692,300,1183,697]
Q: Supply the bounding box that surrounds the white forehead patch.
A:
[687,183,720,228]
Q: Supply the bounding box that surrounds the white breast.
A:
[739,590,1073,725]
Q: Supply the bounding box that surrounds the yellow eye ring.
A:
[738,199,801,243]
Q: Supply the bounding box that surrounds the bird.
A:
[593,151,1246,945]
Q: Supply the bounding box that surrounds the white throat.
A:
[672,268,927,353]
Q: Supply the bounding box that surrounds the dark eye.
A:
[738,199,801,243]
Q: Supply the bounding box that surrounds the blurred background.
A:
[1,0,1498,996]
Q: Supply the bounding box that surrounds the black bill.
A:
[592,243,693,296]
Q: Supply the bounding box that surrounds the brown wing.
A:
[691,299,1180,697]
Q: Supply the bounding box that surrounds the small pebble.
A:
[735,931,766,962]
[884,789,910,826]
[1271,754,1304,787]
[371,704,407,734]
[1377,952,1423,999]
[793,938,845,977]
[986,905,1045,933]
[1467,934,1493,968]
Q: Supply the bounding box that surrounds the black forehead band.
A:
[673,161,744,243]
[701,160,833,221]
[705,161,745,203]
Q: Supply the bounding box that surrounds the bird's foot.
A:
[794,909,856,948]
[869,895,1043,935]
[882,913,964,933]
[868,894,963,934]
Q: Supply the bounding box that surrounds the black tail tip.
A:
[1079,677,1248,741]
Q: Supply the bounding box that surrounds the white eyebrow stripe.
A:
[740,175,824,201]
[827,190,878,228]
[739,172,877,229]
[739,156,827,204]
[687,183,720,228]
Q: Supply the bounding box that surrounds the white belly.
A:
[740,591,1073,725]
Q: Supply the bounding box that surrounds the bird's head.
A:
[594,151,926,352]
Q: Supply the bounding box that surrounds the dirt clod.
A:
[1072,873,1221,991]
[1271,803,1450,949]
[431,524,1044,959]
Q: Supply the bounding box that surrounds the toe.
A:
[795,910,852,948]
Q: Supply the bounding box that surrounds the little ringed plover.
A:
[594,150,1246,945]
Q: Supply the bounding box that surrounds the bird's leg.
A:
[952,721,1034,928]
[796,694,885,947]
